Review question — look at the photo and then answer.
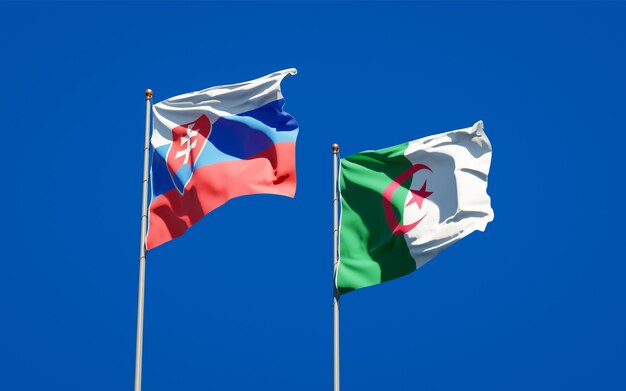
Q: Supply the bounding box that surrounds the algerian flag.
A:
[336,121,493,295]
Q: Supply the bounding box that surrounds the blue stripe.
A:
[237,98,298,132]
[192,139,239,168]
[208,99,298,160]
[151,148,175,197]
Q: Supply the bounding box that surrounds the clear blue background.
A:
[1,2,625,390]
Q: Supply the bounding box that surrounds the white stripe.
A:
[151,68,297,149]
[401,120,494,268]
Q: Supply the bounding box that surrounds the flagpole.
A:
[134,88,152,391]
[332,143,340,391]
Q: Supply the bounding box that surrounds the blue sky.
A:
[1,2,625,390]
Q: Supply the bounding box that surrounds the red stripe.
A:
[146,142,296,250]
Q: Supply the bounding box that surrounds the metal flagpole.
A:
[332,143,340,391]
[134,88,152,391]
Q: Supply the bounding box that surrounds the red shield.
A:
[166,114,212,178]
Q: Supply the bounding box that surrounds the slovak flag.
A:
[146,69,299,250]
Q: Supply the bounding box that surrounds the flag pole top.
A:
[145,89,153,100]
[332,144,339,154]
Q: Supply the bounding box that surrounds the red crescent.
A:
[382,164,432,236]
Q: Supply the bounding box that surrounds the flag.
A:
[146,69,299,250]
[336,121,493,294]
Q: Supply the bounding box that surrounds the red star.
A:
[405,180,432,209]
